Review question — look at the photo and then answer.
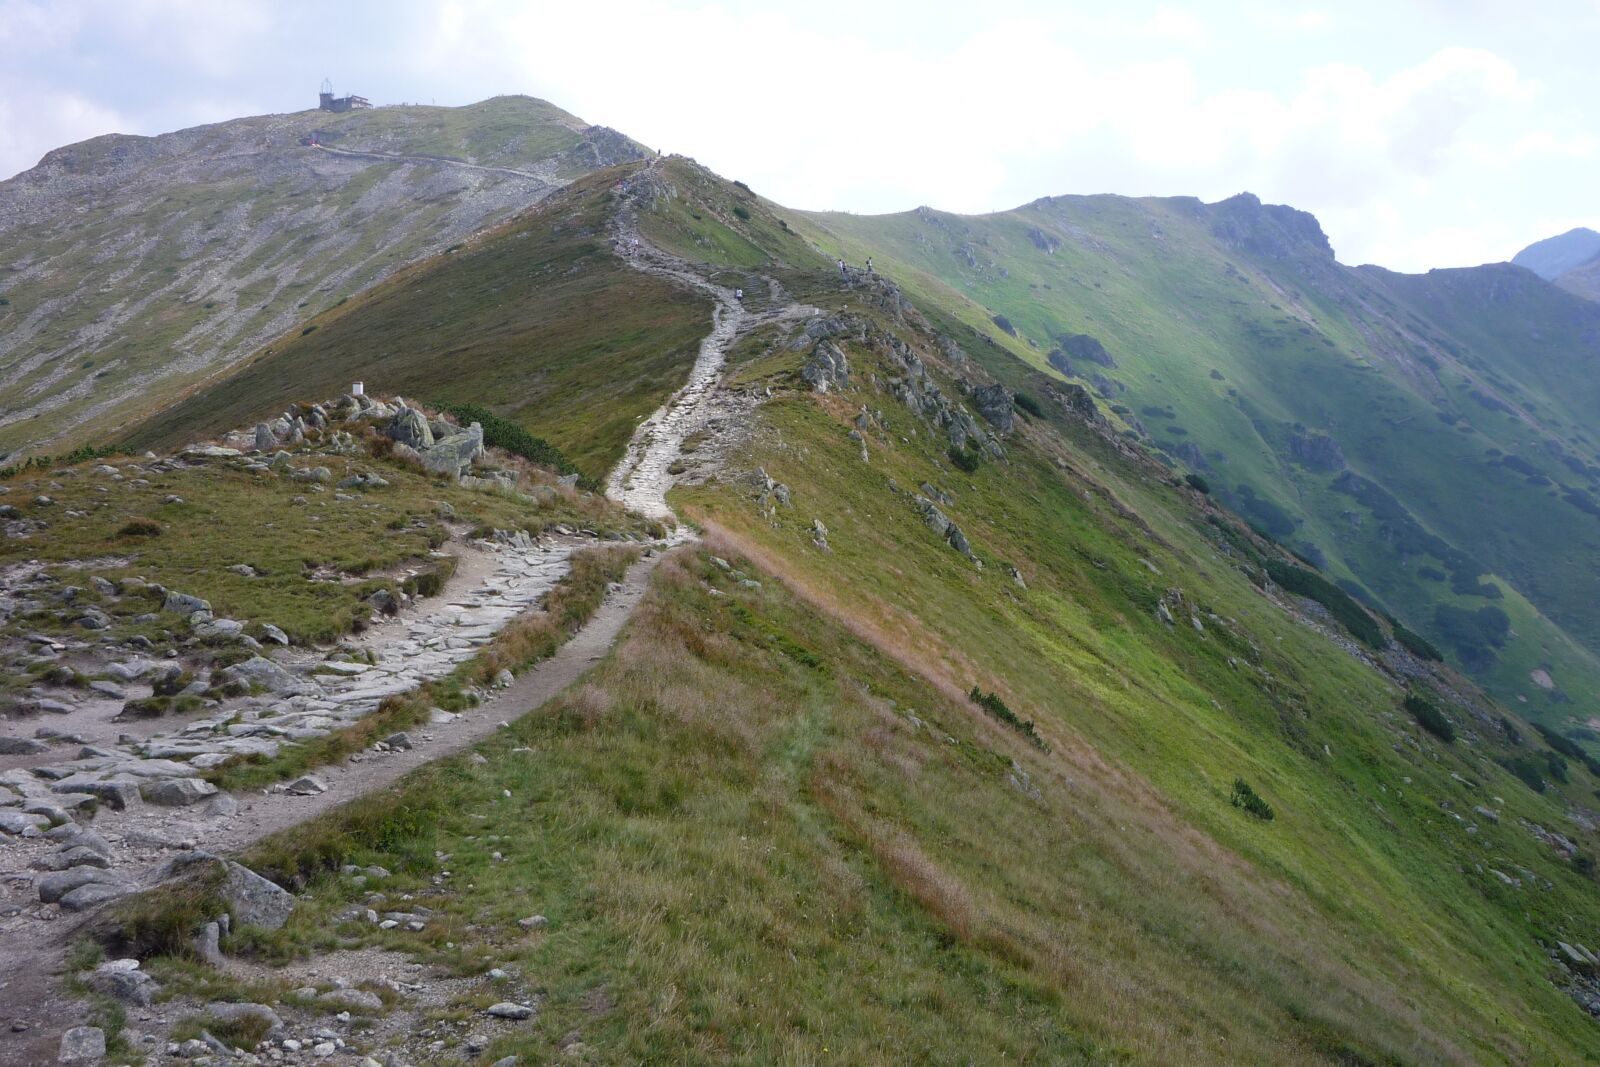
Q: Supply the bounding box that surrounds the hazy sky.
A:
[3,0,1597,272]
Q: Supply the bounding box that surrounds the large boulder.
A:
[220,861,295,930]
[86,960,159,1007]
[422,423,486,478]
[800,341,849,393]
[163,590,211,616]
[387,406,434,450]
[140,778,220,807]
[58,1026,105,1064]
[219,656,316,696]
[971,384,1015,434]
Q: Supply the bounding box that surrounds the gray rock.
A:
[39,867,123,904]
[494,668,515,688]
[220,862,295,930]
[204,792,240,817]
[193,618,245,640]
[387,408,434,450]
[260,624,289,646]
[801,340,850,393]
[140,778,220,807]
[56,778,138,810]
[0,736,48,755]
[517,914,548,930]
[286,774,327,795]
[57,1025,105,1063]
[971,383,1015,434]
[60,881,135,910]
[484,1002,535,1020]
[421,423,486,478]
[254,423,275,452]
[220,656,315,696]
[163,591,211,616]
[86,962,158,1006]
[32,845,110,871]
[383,732,414,750]
[0,810,50,834]
[195,921,225,967]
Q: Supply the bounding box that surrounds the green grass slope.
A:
[790,195,1600,735]
[120,166,711,482]
[102,162,1600,1065]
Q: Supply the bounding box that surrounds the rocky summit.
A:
[1,87,1598,1067]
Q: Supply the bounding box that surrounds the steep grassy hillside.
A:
[121,167,711,482]
[0,96,646,459]
[791,196,1600,734]
[105,162,1600,1065]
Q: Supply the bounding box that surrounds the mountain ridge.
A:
[0,95,647,460]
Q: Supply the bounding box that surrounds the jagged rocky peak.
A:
[1207,191,1334,262]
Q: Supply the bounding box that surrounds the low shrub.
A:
[969,686,1048,750]
[116,517,162,538]
[440,403,584,482]
[1183,473,1211,495]
[1230,778,1275,821]
[1404,693,1455,742]
[1265,558,1384,649]
[948,445,981,474]
[731,205,751,221]
[1500,754,1547,793]
[1391,622,1443,661]
[1014,391,1045,418]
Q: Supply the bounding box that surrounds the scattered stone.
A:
[38,868,125,904]
[60,881,135,911]
[0,810,51,835]
[86,961,159,1007]
[286,774,328,796]
[220,656,314,696]
[140,777,220,807]
[163,591,211,616]
[195,921,225,967]
[485,1002,536,1020]
[0,736,48,755]
[517,915,549,931]
[219,861,295,930]
[57,1025,105,1064]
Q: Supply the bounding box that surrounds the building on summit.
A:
[318,78,371,113]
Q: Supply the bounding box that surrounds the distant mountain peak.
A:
[1512,227,1600,280]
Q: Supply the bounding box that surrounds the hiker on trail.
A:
[838,257,846,275]
[735,287,744,302]
[866,257,873,274]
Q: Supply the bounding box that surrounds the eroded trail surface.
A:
[0,547,662,1062]
[605,168,820,529]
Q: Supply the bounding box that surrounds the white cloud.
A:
[0,1,1595,271]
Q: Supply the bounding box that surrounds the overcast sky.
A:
[2,0,1597,272]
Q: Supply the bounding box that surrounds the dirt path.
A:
[605,165,821,527]
[0,550,662,1066]
[309,143,554,183]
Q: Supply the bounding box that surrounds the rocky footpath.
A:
[0,391,667,1063]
